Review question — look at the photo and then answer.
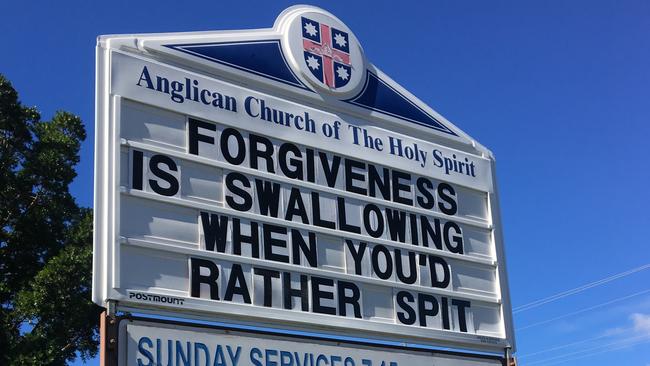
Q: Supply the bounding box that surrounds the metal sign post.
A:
[99,311,118,366]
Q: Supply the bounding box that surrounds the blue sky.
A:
[2,0,649,364]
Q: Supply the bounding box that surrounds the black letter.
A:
[220,128,246,165]
[224,264,251,304]
[421,217,442,250]
[188,118,216,155]
[368,164,390,201]
[346,240,366,275]
[312,192,336,229]
[263,224,289,263]
[385,208,407,243]
[392,170,413,205]
[132,150,143,190]
[200,212,228,252]
[396,291,416,325]
[279,143,303,180]
[254,268,280,307]
[337,281,361,318]
[292,230,317,267]
[255,179,281,217]
[225,172,252,211]
[416,177,435,209]
[428,255,450,289]
[441,297,450,330]
[444,221,464,254]
[305,148,316,182]
[190,258,219,300]
[344,158,367,195]
[311,276,336,315]
[283,273,309,311]
[149,154,179,196]
[319,152,341,188]
[249,133,275,173]
[395,249,417,284]
[285,187,309,224]
[437,183,457,215]
[418,293,439,327]
[337,197,361,234]
[362,204,384,238]
[452,299,471,332]
[371,245,393,280]
[232,218,259,258]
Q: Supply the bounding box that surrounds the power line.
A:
[523,335,649,365]
[541,338,650,366]
[527,335,650,366]
[513,264,650,313]
[517,328,625,359]
[523,333,650,366]
[516,289,650,332]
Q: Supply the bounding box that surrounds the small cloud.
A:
[602,326,626,337]
[550,319,580,333]
[630,313,650,335]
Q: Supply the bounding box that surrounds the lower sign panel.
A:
[120,319,504,366]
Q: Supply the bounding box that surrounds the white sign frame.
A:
[93,5,515,354]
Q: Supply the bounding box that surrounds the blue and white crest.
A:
[132,5,462,137]
[299,16,353,90]
[280,9,366,95]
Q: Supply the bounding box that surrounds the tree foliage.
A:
[0,74,102,365]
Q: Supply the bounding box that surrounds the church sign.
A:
[93,5,515,354]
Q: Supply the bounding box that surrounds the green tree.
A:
[0,74,102,365]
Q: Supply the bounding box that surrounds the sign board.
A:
[93,5,515,354]
[118,318,504,366]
